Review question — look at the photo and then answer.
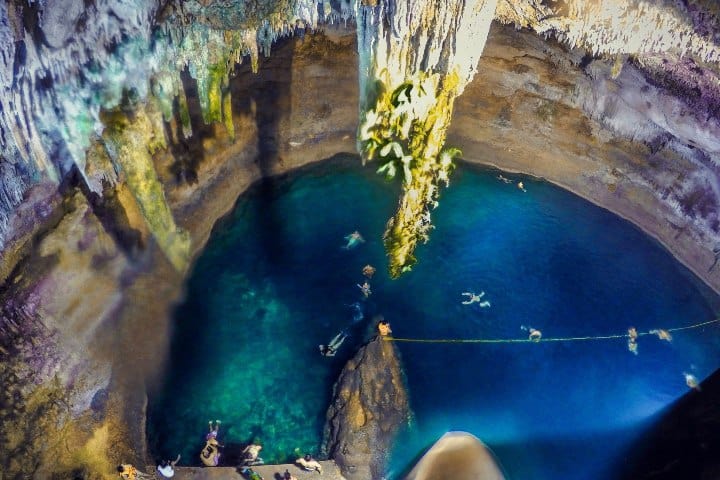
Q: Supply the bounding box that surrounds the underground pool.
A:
[148,155,719,479]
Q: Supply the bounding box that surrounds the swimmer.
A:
[684,372,701,391]
[461,291,485,305]
[497,174,513,184]
[628,327,638,342]
[206,420,221,440]
[521,326,542,342]
[627,339,638,355]
[650,329,672,342]
[348,302,364,323]
[358,281,372,298]
[362,264,376,278]
[518,181,527,192]
[320,330,349,357]
[342,230,365,250]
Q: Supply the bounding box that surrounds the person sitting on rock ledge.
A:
[296,454,322,473]
[200,437,222,467]
[240,466,264,480]
[378,320,392,336]
[157,454,181,478]
[283,469,298,480]
[117,464,137,480]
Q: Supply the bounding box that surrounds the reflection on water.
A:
[148,156,719,479]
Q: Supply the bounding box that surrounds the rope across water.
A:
[382,318,720,344]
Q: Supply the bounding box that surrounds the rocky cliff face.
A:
[322,336,410,480]
[1,1,720,478]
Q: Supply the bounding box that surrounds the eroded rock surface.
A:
[322,336,410,480]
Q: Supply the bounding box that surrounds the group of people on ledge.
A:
[117,419,324,479]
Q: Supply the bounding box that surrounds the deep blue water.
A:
[148,156,719,479]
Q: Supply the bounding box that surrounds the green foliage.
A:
[358,71,464,278]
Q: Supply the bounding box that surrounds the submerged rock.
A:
[322,336,410,480]
[404,432,506,480]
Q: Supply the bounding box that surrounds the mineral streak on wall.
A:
[356,0,498,277]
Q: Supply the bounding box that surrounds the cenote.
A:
[148,155,719,479]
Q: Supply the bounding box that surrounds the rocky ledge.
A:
[322,336,410,480]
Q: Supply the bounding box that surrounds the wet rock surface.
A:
[322,336,410,480]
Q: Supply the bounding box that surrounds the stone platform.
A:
[145,461,346,479]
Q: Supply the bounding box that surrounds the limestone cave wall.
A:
[1,1,720,478]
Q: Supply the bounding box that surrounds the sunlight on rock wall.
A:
[356,0,498,277]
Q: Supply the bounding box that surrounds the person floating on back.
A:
[296,454,322,473]
[650,329,672,342]
[157,454,181,478]
[497,174,513,184]
[320,330,349,357]
[342,231,365,250]
[461,291,484,305]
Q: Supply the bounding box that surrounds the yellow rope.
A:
[383,318,720,344]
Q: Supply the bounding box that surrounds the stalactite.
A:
[101,101,191,272]
[356,0,498,278]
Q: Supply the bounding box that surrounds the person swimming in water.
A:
[684,372,701,391]
[319,330,349,357]
[342,231,365,250]
[358,281,371,298]
[650,329,672,341]
[627,327,639,354]
[518,181,527,192]
[348,302,364,324]
[521,325,542,342]
[461,291,484,305]
[362,264,376,278]
[497,174,513,184]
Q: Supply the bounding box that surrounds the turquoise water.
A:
[148,156,719,478]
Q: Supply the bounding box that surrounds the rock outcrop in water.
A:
[322,336,410,480]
